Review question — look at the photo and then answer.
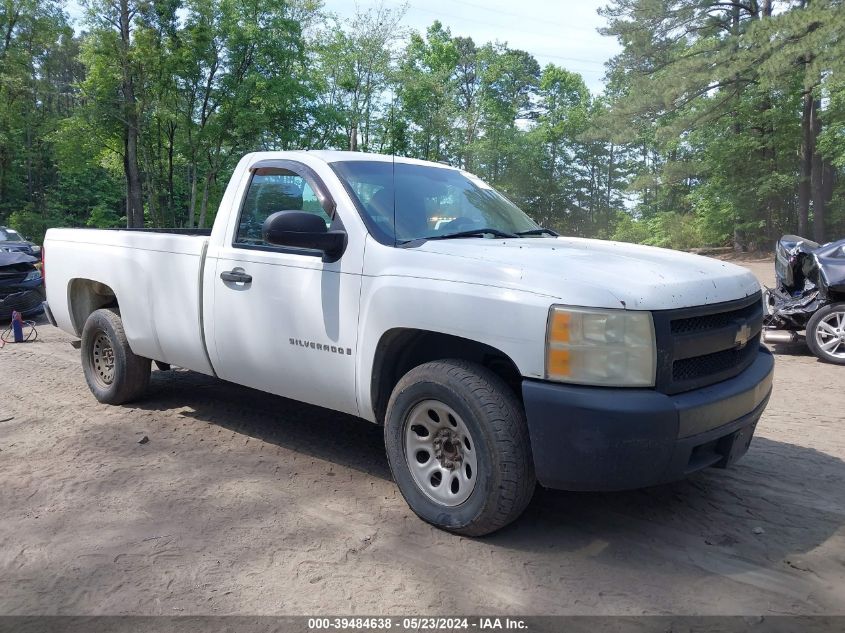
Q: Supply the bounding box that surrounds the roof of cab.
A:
[247,150,460,170]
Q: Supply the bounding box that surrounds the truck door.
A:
[209,161,363,416]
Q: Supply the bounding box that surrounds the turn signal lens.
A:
[549,310,571,342]
[547,348,571,376]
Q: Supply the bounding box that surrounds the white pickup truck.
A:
[43,151,773,535]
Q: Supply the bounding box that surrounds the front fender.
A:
[355,274,550,421]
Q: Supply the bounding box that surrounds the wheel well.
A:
[68,278,119,336]
[370,328,523,424]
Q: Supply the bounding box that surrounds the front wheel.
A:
[384,360,535,536]
[81,309,151,404]
[806,302,845,365]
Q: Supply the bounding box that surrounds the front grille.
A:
[654,292,763,394]
[670,299,762,335]
[672,333,761,382]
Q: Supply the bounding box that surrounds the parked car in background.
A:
[0,226,42,258]
[0,251,44,321]
[763,234,845,364]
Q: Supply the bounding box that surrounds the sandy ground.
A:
[0,256,843,616]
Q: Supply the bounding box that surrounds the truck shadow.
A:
[138,367,392,480]
[137,368,843,570]
[498,434,843,546]
[765,339,815,358]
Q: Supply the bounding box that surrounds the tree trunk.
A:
[187,162,198,228]
[798,91,812,237]
[142,150,161,227]
[146,179,160,227]
[198,169,214,229]
[119,0,144,228]
[464,119,474,172]
[822,157,835,213]
[363,95,371,152]
[606,142,614,211]
[349,124,358,151]
[167,122,176,222]
[810,97,825,244]
[124,127,144,227]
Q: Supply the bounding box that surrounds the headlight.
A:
[545,305,656,387]
[24,270,42,281]
[30,245,41,254]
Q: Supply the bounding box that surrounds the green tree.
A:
[0,0,73,232]
[314,3,406,152]
[81,0,147,227]
[475,45,539,182]
[396,21,459,161]
[601,0,845,246]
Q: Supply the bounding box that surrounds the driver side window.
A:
[235,167,331,247]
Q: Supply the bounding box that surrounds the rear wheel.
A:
[81,309,151,404]
[806,302,845,365]
[384,360,535,536]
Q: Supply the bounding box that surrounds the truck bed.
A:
[43,228,215,376]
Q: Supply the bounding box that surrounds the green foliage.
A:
[86,203,124,228]
[647,213,704,251]
[610,213,651,244]
[612,212,704,251]
[0,0,74,225]
[395,22,460,161]
[602,0,845,246]
[6,206,46,243]
[1,0,843,252]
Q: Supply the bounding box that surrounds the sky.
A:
[333,0,620,93]
[66,0,620,94]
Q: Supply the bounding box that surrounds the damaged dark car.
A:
[764,234,845,364]
[0,251,44,322]
[0,226,41,257]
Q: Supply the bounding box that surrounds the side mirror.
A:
[262,211,346,262]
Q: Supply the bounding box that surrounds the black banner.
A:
[0,617,840,633]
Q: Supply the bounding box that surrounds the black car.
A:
[764,234,845,364]
[0,226,41,257]
[0,251,44,321]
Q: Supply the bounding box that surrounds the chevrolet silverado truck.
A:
[43,151,773,535]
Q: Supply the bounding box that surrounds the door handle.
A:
[220,270,253,284]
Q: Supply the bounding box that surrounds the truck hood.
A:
[414,237,761,310]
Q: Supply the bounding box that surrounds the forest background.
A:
[1,0,843,249]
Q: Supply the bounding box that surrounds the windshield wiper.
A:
[424,228,519,241]
[515,228,558,237]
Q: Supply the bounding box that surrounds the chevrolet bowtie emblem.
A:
[735,323,752,348]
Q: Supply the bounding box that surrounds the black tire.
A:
[81,309,151,404]
[384,360,535,536]
[806,302,845,365]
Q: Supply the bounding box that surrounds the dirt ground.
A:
[0,256,843,616]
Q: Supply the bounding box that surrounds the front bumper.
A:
[0,286,45,321]
[522,348,774,491]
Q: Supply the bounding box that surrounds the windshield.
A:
[0,228,24,242]
[331,161,540,243]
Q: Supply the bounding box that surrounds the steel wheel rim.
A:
[815,310,845,359]
[91,331,116,386]
[403,399,478,507]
